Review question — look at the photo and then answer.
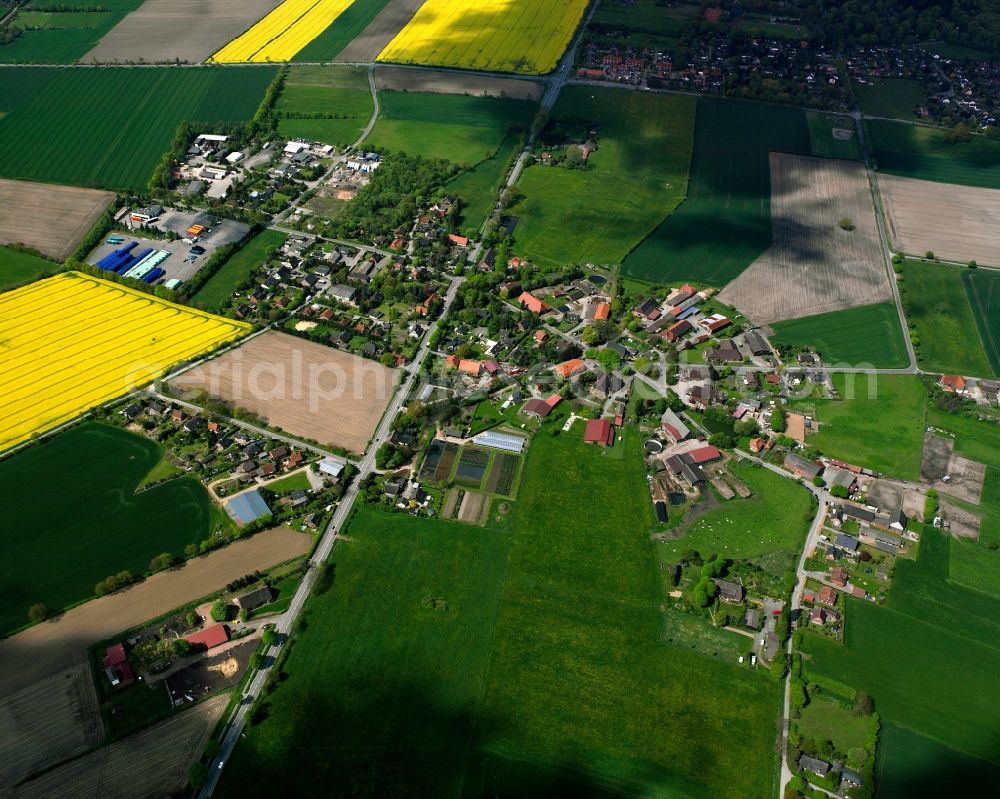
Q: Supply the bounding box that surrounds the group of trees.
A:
[95,570,137,597]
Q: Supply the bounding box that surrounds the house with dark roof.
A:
[237,585,274,612]
[798,755,830,778]
[713,579,745,603]
[837,503,876,524]
[591,372,626,399]
[785,453,822,479]
[705,340,742,362]
[744,608,761,629]
[834,533,860,553]
[522,398,554,418]
[743,331,771,356]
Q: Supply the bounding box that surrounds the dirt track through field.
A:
[375,65,544,100]
[0,664,103,789]
[719,153,890,323]
[84,0,283,63]
[336,0,427,63]
[880,174,1000,266]
[0,527,310,699]
[0,179,113,261]
[12,693,227,799]
[172,331,396,454]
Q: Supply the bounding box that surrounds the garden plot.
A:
[455,447,490,487]
[374,65,544,100]
[84,0,284,63]
[457,490,488,524]
[0,179,113,261]
[172,331,395,455]
[718,153,889,324]
[881,174,1000,266]
[921,434,985,505]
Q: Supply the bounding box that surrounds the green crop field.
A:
[591,0,701,37]
[512,87,696,268]
[866,119,1000,188]
[855,78,927,121]
[963,269,1000,376]
[0,0,142,64]
[949,533,1000,599]
[276,66,374,149]
[292,0,394,61]
[369,91,536,166]
[0,422,218,637]
[191,229,286,312]
[0,246,58,291]
[805,112,862,160]
[622,98,812,286]
[0,67,275,191]
[219,428,782,798]
[876,722,999,799]
[448,132,521,237]
[769,302,909,368]
[902,261,997,377]
[791,374,926,479]
[802,527,1000,776]
[658,460,814,564]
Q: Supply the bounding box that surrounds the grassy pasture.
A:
[962,269,1000,376]
[796,697,870,754]
[622,98,812,286]
[0,245,58,291]
[855,78,927,121]
[866,119,1000,189]
[472,429,782,799]
[925,407,1000,468]
[215,505,511,798]
[0,67,275,190]
[657,460,814,563]
[902,261,996,377]
[512,87,696,267]
[191,229,286,312]
[448,132,521,237]
[0,0,141,63]
[0,423,217,637]
[768,302,909,368]
[802,526,1000,770]
[369,91,536,165]
[276,65,374,148]
[591,0,701,38]
[805,111,861,160]
[791,374,926,479]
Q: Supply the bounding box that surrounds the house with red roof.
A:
[593,302,611,321]
[534,329,548,344]
[103,643,134,688]
[583,418,615,447]
[687,445,721,464]
[459,359,482,376]
[185,623,230,651]
[518,291,550,315]
[554,358,585,379]
[939,375,967,393]
[448,234,469,247]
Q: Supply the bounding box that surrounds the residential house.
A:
[660,408,690,443]
[518,291,550,315]
[817,586,837,607]
[554,358,586,379]
[785,453,822,479]
[834,533,860,554]
[830,565,848,587]
[939,374,967,393]
[743,331,771,356]
[713,579,745,603]
[798,756,830,778]
[591,372,625,399]
[705,340,742,363]
[237,585,274,612]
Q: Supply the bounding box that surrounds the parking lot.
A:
[87,209,249,286]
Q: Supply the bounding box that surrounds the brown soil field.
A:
[0,664,102,790]
[0,179,113,261]
[172,331,396,454]
[880,174,1000,266]
[458,490,487,524]
[0,527,310,699]
[83,0,283,63]
[375,65,544,100]
[12,693,227,799]
[940,497,982,540]
[719,153,890,323]
[336,0,427,63]
[921,433,985,504]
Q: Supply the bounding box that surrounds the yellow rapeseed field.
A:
[209,0,355,63]
[377,0,589,74]
[0,272,249,453]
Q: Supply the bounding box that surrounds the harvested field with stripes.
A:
[881,174,1000,266]
[0,527,311,700]
[0,272,249,453]
[334,0,426,62]
[0,179,114,261]
[84,0,283,63]
[377,0,588,74]
[12,694,228,799]
[719,153,890,324]
[171,331,395,455]
[0,664,102,790]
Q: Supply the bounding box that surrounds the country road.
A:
[198,274,464,798]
